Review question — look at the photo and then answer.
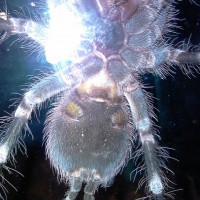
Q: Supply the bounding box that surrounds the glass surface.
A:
[0,1,200,199]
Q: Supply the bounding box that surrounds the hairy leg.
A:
[64,178,82,200]
[0,15,46,45]
[124,82,167,199]
[84,181,98,200]
[0,70,79,167]
[167,48,200,65]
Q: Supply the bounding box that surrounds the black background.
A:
[0,0,200,199]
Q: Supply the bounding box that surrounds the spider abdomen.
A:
[45,70,132,184]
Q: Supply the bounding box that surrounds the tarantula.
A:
[0,0,199,199]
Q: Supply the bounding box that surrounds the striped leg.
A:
[0,71,77,173]
[124,84,165,199]
[0,16,46,45]
[84,181,98,200]
[64,178,82,200]
[63,179,98,200]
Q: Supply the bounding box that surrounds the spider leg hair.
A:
[0,68,81,197]
[0,15,46,46]
[124,83,174,199]
[165,46,200,76]
[83,180,99,200]
[138,44,200,79]
[0,68,80,164]
[63,178,82,200]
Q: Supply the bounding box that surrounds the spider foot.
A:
[83,181,96,200]
[63,178,82,200]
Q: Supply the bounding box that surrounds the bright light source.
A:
[30,2,36,7]
[44,3,86,64]
[0,142,9,164]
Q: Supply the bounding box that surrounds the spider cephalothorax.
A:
[0,0,199,200]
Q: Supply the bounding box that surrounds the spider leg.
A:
[64,179,98,200]
[0,17,46,45]
[151,47,200,76]
[64,178,82,200]
[84,181,98,200]
[167,48,200,66]
[0,71,78,169]
[129,46,200,78]
[123,83,165,199]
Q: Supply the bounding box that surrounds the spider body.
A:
[46,79,131,186]
[42,1,154,195]
[0,0,200,199]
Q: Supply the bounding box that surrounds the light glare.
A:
[45,3,86,64]
[0,142,9,164]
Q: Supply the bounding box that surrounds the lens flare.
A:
[45,3,86,64]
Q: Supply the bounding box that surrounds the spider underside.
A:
[0,0,199,200]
